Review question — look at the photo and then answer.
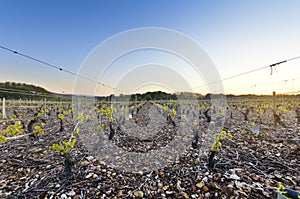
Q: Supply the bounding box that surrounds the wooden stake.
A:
[44,98,47,117]
[273,91,276,111]
[2,98,6,119]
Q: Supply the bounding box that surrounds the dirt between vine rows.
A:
[0,102,299,199]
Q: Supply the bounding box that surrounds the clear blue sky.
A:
[1,0,300,95]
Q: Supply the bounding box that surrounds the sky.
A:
[0,0,300,96]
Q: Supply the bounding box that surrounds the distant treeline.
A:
[0,82,184,101]
[0,82,69,100]
[1,82,297,101]
[98,91,204,102]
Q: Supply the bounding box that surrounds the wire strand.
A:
[1,45,300,95]
[193,56,300,90]
[0,45,124,93]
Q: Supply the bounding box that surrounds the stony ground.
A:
[0,102,299,199]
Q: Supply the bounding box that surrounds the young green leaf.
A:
[58,113,64,120]
[73,128,79,136]
[77,113,84,123]
[227,133,233,140]
[0,135,7,143]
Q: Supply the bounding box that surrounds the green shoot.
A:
[58,113,64,120]
[52,138,76,155]
[209,130,233,167]
[33,123,45,136]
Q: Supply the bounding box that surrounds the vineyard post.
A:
[44,98,46,117]
[134,95,137,115]
[113,99,116,114]
[273,91,276,111]
[77,96,80,116]
[2,97,6,119]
